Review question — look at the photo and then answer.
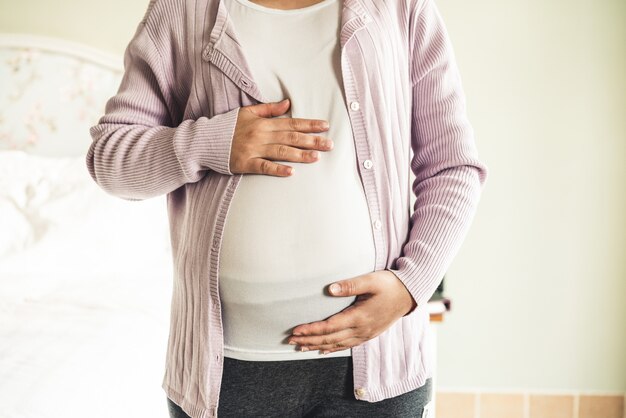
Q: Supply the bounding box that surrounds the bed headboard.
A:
[0,34,123,157]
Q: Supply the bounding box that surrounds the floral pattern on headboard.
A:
[0,38,122,157]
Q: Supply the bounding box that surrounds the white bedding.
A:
[0,151,174,418]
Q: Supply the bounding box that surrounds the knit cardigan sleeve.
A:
[387,0,489,315]
[86,20,240,201]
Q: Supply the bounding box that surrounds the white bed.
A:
[0,34,173,418]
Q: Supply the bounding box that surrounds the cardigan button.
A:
[350,101,360,111]
[202,44,213,61]
[363,159,373,169]
[373,219,382,230]
[355,387,367,397]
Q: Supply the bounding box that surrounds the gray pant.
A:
[167,355,432,417]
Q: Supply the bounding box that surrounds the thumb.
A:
[247,98,290,118]
[328,275,371,296]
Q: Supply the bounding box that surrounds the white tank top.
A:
[218,0,377,361]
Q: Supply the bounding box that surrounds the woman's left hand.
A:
[288,270,417,354]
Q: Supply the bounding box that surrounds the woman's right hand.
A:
[229,99,334,176]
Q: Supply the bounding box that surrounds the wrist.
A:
[404,296,418,316]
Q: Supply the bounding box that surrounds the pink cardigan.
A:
[86,0,489,416]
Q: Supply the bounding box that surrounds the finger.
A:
[328,273,377,297]
[318,337,365,354]
[246,98,291,118]
[264,143,321,165]
[289,327,357,349]
[248,157,294,177]
[270,116,329,133]
[292,304,359,337]
[267,131,333,152]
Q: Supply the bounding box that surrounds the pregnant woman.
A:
[86,0,489,416]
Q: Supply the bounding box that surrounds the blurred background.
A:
[0,0,624,417]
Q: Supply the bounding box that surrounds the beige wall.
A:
[435,0,626,392]
[2,0,624,392]
[0,0,148,55]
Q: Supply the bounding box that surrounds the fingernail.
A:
[288,340,297,345]
[330,283,341,294]
[300,346,309,352]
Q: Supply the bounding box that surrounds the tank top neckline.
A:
[231,0,338,15]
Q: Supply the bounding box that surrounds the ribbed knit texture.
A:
[86,0,489,416]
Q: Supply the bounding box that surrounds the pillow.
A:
[0,150,172,274]
[0,150,90,256]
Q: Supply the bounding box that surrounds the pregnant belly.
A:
[218,274,358,356]
[217,162,376,358]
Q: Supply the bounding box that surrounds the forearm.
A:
[86,108,239,201]
[388,164,483,314]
